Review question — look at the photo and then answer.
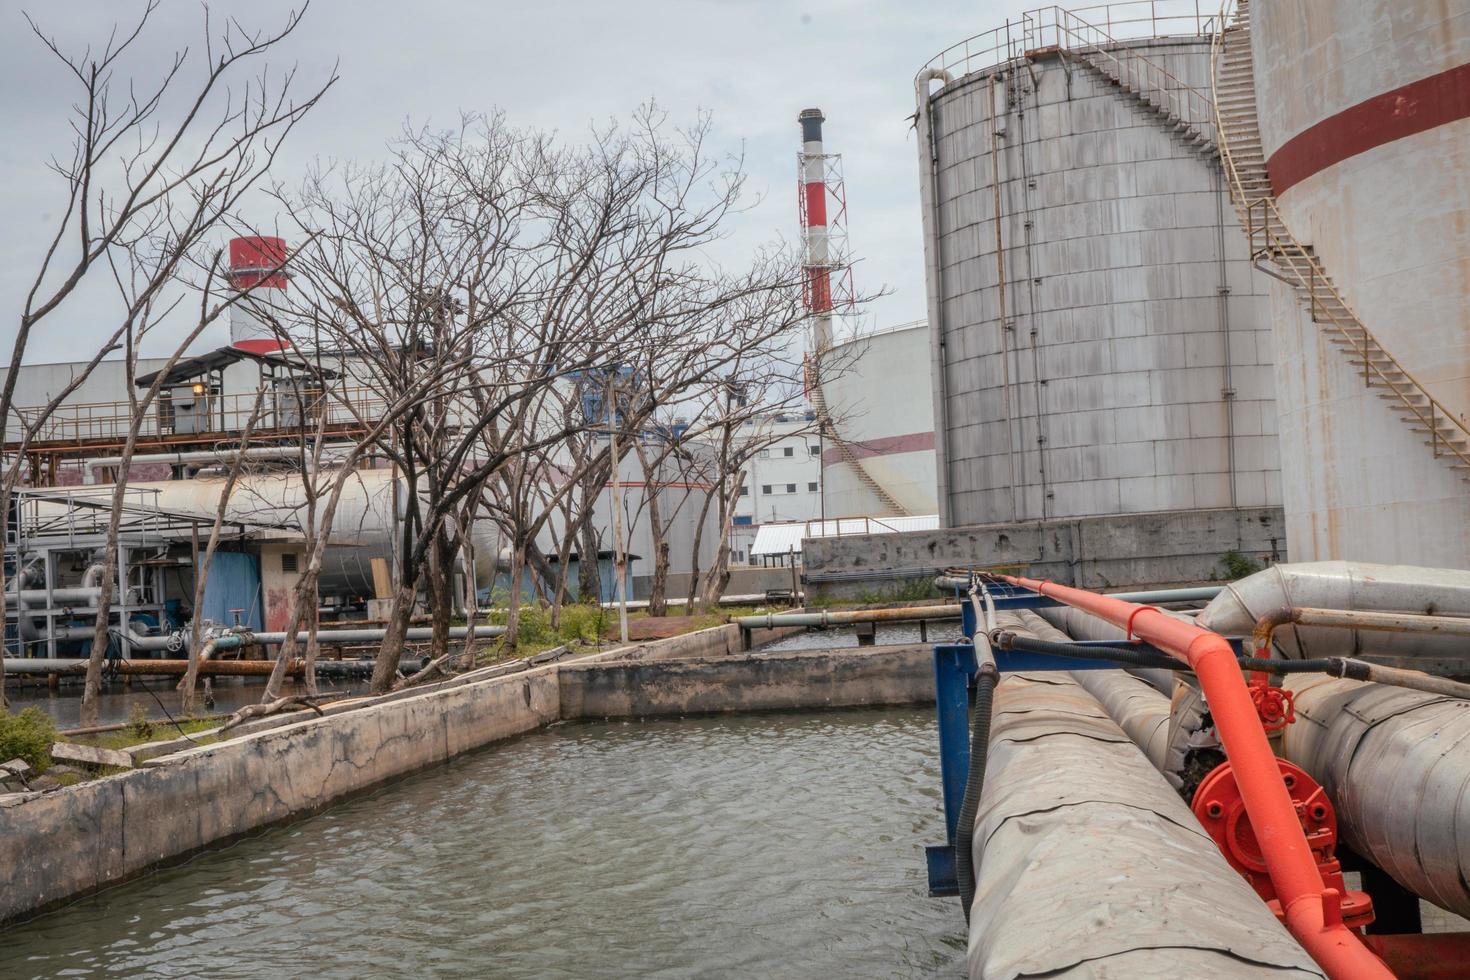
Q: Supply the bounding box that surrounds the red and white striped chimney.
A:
[799,108,833,352]
[227,236,289,353]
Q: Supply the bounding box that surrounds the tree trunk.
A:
[649,540,670,617]
[369,583,418,694]
[578,516,601,603]
[504,539,525,649]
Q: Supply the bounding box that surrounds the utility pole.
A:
[607,368,629,644]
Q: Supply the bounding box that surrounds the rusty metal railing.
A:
[1210,0,1470,467]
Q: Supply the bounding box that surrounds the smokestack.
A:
[227,236,289,353]
[798,108,833,352]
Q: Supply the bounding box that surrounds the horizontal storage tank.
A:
[1244,0,1470,565]
[916,16,1281,529]
[816,320,937,517]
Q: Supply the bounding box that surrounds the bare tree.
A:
[1,1,333,713]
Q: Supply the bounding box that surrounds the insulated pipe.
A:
[1198,561,1470,662]
[1282,675,1470,921]
[1011,609,1173,769]
[1001,574,1392,980]
[1036,604,1179,696]
[194,624,508,661]
[967,669,1324,978]
[734,605,961,629]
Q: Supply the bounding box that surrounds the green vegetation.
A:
[808,578,936,608]
[77,718,220,752]
[0,707,57,772]
[1219,549,1263,580]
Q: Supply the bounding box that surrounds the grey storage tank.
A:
[916,6,1282,534]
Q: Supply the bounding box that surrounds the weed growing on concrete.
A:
[1219,549,1263,580]
[127,704,155,742]
[0,707,57,772]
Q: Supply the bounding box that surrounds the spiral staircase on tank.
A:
[806,363,910,517]
[1210,0,1470,477]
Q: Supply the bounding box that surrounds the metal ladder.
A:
[806,364,909,516]
[1040,8,1219,157]
[1211,0,1470,475]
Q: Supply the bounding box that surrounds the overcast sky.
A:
[2,0,1020,364]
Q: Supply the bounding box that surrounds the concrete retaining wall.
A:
[803,506,1285,599]
[560,645,932,719]
[0,627,933,926]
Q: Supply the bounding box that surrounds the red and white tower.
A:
[797,108,854,354]
[227,236,290,353]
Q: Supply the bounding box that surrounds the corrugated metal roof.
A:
[749,514,940,557]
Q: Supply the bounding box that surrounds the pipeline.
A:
[1001,574,1391,979]
[1198,561,1470,663]
[1282,674,1470,922]
[1,657,381,678]
[965,666,1324,978]
[735,605,961,629]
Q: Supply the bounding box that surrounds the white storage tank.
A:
[817,320,938,518]
[1243,0,1470,566]
[916,11,1281,530]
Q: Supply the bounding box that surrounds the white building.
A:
[728,411,823,564]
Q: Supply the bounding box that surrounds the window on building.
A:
[739,485,749,496]
[758,448,771,458]
[281,552,300,573]
[782,446,794,457]
[762,484,773,495]
[785,483,796,493]
[807,482,819,492]
[808,445,820,456]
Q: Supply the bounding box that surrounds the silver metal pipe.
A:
[933,577,1224,605]
[734,605,961,629]
[1197,560,1470,660]
[5,587,103,604]
[968,670,1322,978]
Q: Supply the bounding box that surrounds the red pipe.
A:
[1002,574,1393,980]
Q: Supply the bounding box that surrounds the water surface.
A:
[2,708,966,978]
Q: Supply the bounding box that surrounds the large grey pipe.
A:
[1011,609,1172,769]
[1197,560,1470,660]
[1034,605,1178,696]
[1282,673,1470,921]
[968,669,1323,978]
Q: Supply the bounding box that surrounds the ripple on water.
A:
[2,708,968,979]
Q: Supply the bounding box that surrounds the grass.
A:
[70,717,221,752]
[0,707,57,772]
[471,599,767,665]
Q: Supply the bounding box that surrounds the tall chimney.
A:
[227,236,289,352]
[798,108,833,353]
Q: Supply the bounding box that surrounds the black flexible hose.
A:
[992,631,1182,671]
[956,662,998,922]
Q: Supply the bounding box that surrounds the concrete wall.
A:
[818,322,937,518]
[559,645,932,719]
[919,41,1279,527]
[802,506,1285,598]
[0,628,927,925]
[1252,0,1470,565]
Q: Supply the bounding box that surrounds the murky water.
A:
[9,675,371,729]
[761,621,964,652]
[0,708,966,978]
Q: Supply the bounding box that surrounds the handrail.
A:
[1210,0,1470,467]
[918,1,1217,86]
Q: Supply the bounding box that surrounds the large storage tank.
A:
[817,320,938,517]
[916,11,1281,530]
[1244,0,1470,566]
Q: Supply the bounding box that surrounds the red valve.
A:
[1193,759,1374,930]
[1250,678,1296,732]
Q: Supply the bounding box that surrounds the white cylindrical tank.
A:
[1249,0,1470,566]
[917,24,1280,528]
[817,320,937,518]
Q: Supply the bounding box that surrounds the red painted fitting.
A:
[1002,574,1394,979]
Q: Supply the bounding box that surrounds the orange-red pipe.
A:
[1002,574,1393,980]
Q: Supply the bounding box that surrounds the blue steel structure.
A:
[925,579,1234,896]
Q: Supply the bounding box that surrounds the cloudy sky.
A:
[2,0,1021,363]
